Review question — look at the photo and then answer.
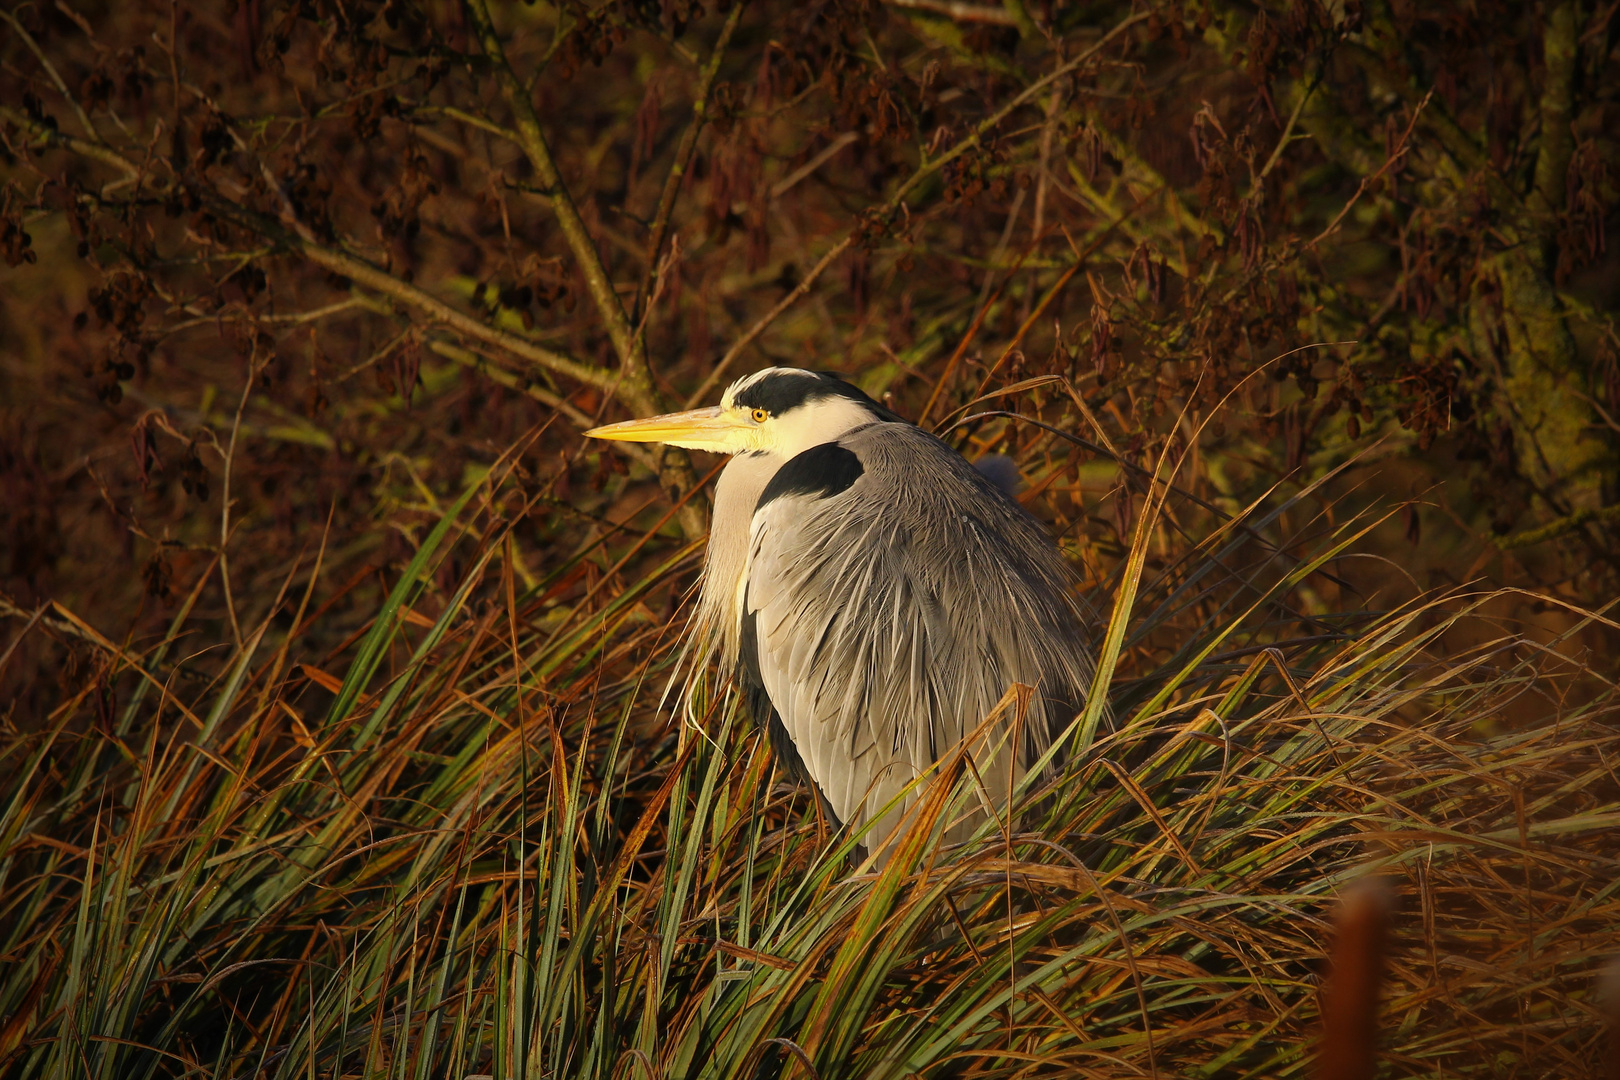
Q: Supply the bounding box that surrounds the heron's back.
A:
[739,422,1098,853]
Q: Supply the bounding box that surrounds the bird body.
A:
[588,368,1098,852]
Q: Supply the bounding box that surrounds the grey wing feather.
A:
[741,422,1097,841]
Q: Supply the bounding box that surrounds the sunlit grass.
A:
[1,461,1615,1079]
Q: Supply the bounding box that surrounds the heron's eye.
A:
[750,408,769,424]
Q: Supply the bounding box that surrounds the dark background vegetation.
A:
[1,0,1618,1076]
[2,0,1617,714]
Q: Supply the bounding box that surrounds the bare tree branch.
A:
[0,104,134,179]
[640,1,745,313]
[0,105,618,393]
[1530,0,1578,221]
[0,8,102,144]
[463,0,647,398]
[882,0,1019,26]
[463,0,710,536]
[686,10,1151,408]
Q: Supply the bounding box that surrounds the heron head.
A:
[585,368,894,457]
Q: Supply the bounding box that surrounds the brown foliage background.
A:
[2,0,1618,718]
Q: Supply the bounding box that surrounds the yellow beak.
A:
[584,406,750,453]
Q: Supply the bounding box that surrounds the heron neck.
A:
[696,450,787,667]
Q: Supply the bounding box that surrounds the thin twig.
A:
[413,104,524,144]
[463,0,644,392]
[0,105,618,395]
[424,339,641,457]
[691,11,1150,408]
[974,186,1026,315]
[336,327,413,383]
[1310,90,1431,248]
[640,1,746,311]
[163,298,365,334]
[635,235,682,347]
[0,8,102,143]
[686,234,855,408]
[465,0,708,535]
[0,603,49,682]
[1030,81,1063,263]
[217,348,262,651]
[1255,79,1315,188]
[203,187,619,390]
[919,245,1035,425]
[769,132,859,200]
[0,104,138,178]
[965,185,1162,407]
[883,0,1020,25]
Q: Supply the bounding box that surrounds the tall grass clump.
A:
[2,453,1615,1080]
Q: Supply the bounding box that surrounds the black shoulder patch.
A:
[756,442,864,510]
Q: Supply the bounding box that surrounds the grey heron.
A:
[587,367,1099,852]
